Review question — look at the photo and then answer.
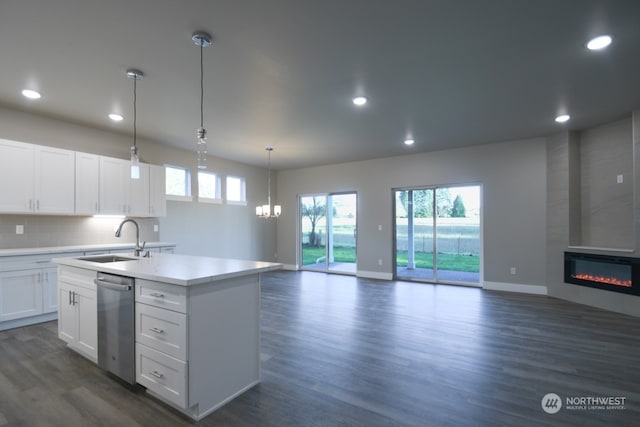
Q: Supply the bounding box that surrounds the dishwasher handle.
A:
[94,278,132,291]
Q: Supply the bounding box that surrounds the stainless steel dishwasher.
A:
[94,272,135,384]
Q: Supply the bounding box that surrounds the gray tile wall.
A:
[0,215,159,249]
[579,118,633,248]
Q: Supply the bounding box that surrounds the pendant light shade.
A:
[127,69,144,179]
[256,146,281,218]
[192,31,212,169]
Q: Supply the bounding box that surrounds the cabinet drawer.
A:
[58,266,97,290]
[136,303,187,360]
[136,279,186,313]
[136,343,187,409]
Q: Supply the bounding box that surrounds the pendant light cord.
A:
[267,149,272,205]
[133,77,137,149]
[200,43,204,129]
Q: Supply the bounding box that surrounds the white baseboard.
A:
[357,270,393,280]
[282,264,298,271]
[483,281,548,295]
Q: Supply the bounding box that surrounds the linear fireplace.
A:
[564,252,640,296]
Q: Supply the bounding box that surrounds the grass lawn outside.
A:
[302,245,479,273]
[396,251,479,272]
[302,245,356,265]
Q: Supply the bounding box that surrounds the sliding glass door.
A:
[394,185,481,284]
[300,192,357,274]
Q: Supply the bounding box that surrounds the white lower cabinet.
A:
[0,258,65,327]
[42,268,58,313]
[0,269,43,322]
[135,280,188,410]
[136,343,187,408]
[136,303,187,359]
[134,274,260,420]
[57,266,97,362]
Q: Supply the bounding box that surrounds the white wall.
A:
[0,105,276,261]
[276,137,548,289]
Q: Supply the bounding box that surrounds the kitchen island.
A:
[53,252,282,420]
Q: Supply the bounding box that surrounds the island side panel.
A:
[188,273,261,417]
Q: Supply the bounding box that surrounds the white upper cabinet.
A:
[0,139,74,214]
[129,163,151,217]
[35,145,75,214]
[99,156,129,215]
[0,138,165,217]
[0,139,35,213]
[150,165,167,217]
[75,152,100,215]
[98,157,165,217]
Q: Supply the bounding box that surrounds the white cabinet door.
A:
[99,156,129,215]
[75,285,97,359]
[0,139,74,214]
[58,282,77,343]
[0,139,35,213]
[150,165,167,217]
[0,269,43,322]
[42,268,58,313]
[130,163,150,216]
[34,146,75,214]
[57,267,98,361]
[75,152,100,215]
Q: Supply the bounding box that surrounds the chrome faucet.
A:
[115,219,146,257]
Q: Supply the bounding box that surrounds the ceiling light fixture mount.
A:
[555,114,571,123]
[192,31,213,170]
[256,146,282,219]
[109,113,124,122]
[127,69,144,179]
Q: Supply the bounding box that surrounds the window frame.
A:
[225,175,247,206]
[197,170,223,204]
[165,164,193,202]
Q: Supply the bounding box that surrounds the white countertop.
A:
[0,242,175,258]
[53,252,283,286]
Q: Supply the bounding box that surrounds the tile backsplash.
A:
[0,215,159,249]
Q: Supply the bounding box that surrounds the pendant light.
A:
[256,146,282,218]
[127,69,144,179]
[192,31,212,169]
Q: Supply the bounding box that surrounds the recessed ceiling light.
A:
[108,113,124,122]
[586,35,612,51]
[21,89,41,99]
[352,96,367,106]
[404,139,415,146]
[555,114,571,123]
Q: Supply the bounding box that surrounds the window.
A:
[198,171,222,203]
[165,165,192,201]
[226,175,246,205]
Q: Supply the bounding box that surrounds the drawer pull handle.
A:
[150,370,164,379]
[149,327,165,334]
[149,292,165,298]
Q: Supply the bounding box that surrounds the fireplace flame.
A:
[572,274,632,288]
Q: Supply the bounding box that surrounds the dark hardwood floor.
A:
[1,271,639,426]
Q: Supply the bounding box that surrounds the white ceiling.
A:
[1,0,639,170]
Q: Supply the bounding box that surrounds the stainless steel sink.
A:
[78,255,139,263]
